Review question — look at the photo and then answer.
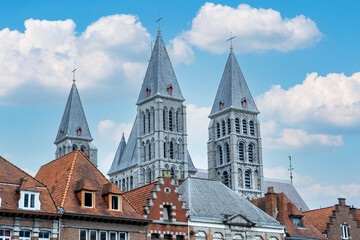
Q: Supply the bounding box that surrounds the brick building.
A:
[251,187,325,240]
[124,176,188,240]
[304,198,360,240]
[35,151,150,240]
[0,156,60,240]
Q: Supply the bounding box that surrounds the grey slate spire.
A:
[55,82,92,144]
[209,50,259,117]
[136,32,184,105]
[54,81,98,166]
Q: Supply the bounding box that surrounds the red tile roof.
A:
[303,206,336,234]
[123,181,158,215]
[35,151,144,220]
[0,156,58,214]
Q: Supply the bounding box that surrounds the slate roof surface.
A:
[0,156,58,214]
[251,192,326,239]
[123,181,158,215]
[55,82,92,144]
[264,178,309,211]
[177,177,280,225]
[210,50,258,117]
[137,32,184,105]
[36,151,144,219]
[303,206,336,234]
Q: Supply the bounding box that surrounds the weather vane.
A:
[155,11,163,34]
[226,32,236,50]
[72,61,77,82]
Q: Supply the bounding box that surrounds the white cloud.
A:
[258,72,360,128]
[180,2,321,54]
[186,104,211,169]
[0,15,151,105]
[167,36,195,65]
[97,120,133,143]
[261,121,343,150]
[98,152,115,177]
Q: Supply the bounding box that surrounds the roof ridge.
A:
[303,206,336,213]
[61,151,78,207]
[125,180,159,193]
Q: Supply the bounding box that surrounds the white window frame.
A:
[0,229,11,240]
[19,191,40,211]
[119,232,127,240]
[19,230,31,240]
[89,230,97,240]
[39,231,50,240]
[109,232,117,240]
[99,231,107,240]
[83,191,94,208]
[79,229,87,240]
[111,195,120,211]
[342,224,349,239]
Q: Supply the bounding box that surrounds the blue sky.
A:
[1,0,360,209]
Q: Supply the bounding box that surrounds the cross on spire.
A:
[288,156,294,183]
[72,62,77,82]
[226,32,236,51]
[155,12,163,34]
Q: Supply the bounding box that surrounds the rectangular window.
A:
[342,225,349,239]
[164,235,172,240]
[39,231,50,239]
[19,230,31,240]
[24,194,29,207]
[30,194,35,208]
[84,192,93,208]
[151,234,160,240]
[163,205,172,221]
[99,232,107,240]
[0,229,11,240]
[90,230,97,240]
[111,195,120,210]
[176,236,184,240]
[119,232,127,240]
[109,232,117,240]
[292,216,304,228]
[80,230,87,240]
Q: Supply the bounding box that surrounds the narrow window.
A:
[250,121,255,136]
[169,110,173,131]
[217,146,223,165]
[171,167,176,179]
[60,130,64,136]
[168,84,173,94]
[163,109,166,130]
[222,120,226,136]
[227,118,231,134]
[176,111,179,132]
[239,142,244,161]
[148,144,151,161]
[164,142,167,158]
[146,86,150,96]
[242,119,247,135]
[248,144,254,162]
[238,169,243,188]
[163,205,172,221]
[90,230,97,240]
[130,176,133,190]
[342,225,349,239]
[225,143,230,163]
[84,192,93,208]
[216,122,220,138]
[110,232,117,240]
[122,179,125,191]
[219,100,223,110]
[143,114,146,134]
[30,194,35,208]
[72,144,78,151]
[119,233,127,240]
[111,195,120,210]
[170,141,174,159]
[148,111,151,133]
[235,118,240,133]
[24,193,29,207]
[147,169,152,184]
[80,230,87,240]
[223,171,229,187]
[245,170,252,189]
[100,231,107,240]
[143,146,146,161]
[77,127,82,136]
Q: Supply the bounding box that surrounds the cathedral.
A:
[54,30,264,199]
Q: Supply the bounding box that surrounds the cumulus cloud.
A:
[98,152,116,177]
[167,36,195,65]
[0,15,151,105]
[97,120,133,143]
[258,72,360,128]
[179,2,321,54]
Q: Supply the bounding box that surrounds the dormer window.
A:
[219,100,224,110]
[19,191,40,211]
[77,127,82,136]
[242,98,247,108]
[146,86,150,96]
[291,216,304,228]
[83,191,94,208]
[168,84,173,94]
[60,130,64,136]
[111,195,120,211]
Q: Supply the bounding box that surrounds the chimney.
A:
[265,186,278,218]
[338,198,346,207]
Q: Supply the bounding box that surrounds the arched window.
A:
[72,144,78,151]
[177,144,181,160]
[142,145,146,162]
[151,165,155,182]
[245,170,252,189]
[58,148,62,157]
[248,144,254,162]
[254,236,264,240]
[122,179,125,191]
[80,145,86,153]
[179,166,184,179]
[222,120,226,136]
[163,108,166,130]
[223,171,229,187]
[195,231,206,240]
[126,177,129,191]
[250,120,255,136]
[148,111,151,133]
[148,143,151,161]
[152,109,155,131]
[62,146,66,155]
[235,118,240,133]
[254,170,259,190]
[242,119,247,135]
[146,168,152,184]
[217,122,221,138]
[152,141,155,159]
[163,141,167,158]
[239,142,244,161]
[142,168,146,185]
[170,141,174,159]
[115,180,118,187]
[225,143,230,163]
[143,113,146,134]
[213,233,223,240]
[171,166,176,179]
[238,169,243,188]
[227,118,231,134]
[233,234,244,239]
[169,110,173,131]
[130,176,133,190]
[217,145,223,165]
[176,111,179,132]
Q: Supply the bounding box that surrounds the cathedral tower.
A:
[207,48,263,199]
[108,31,197,191]
[54,80,98,166]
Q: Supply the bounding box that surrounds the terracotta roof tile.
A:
[303,206,336,234]
[102,182,122,196]
[75,179,97,192]
[124,181,158,215]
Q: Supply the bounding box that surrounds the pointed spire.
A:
[115,134,127,165]
[210,50,259,117]
[55,82,93,144]
[136,33,184,105]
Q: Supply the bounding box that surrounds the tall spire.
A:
[136,33,184,105]
[55,82,92,144]
[209,50,258,117]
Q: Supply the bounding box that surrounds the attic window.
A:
[219,100,224,110]
[111,195,120,211]
[292,216,304,228]
[19,191,40,211]
[168,84,173,94]
[77,127,82,136]
[60,130,64,136]
[242,98,247,108]
[84,191,94,208]
[146,86,150,96]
